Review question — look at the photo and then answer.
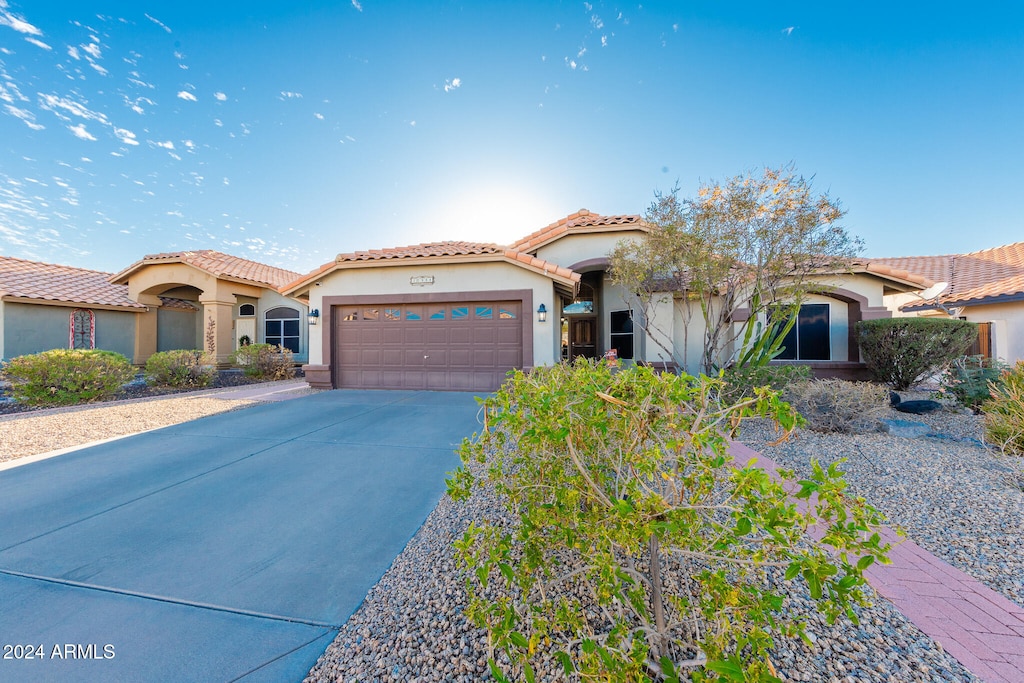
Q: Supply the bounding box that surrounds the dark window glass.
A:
[238,303,256,317]
[772,304,829,361]
[609,310,634,360]
[265,307,300,353]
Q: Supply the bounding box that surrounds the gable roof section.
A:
[110,250,301,289]
[508,209,645,253]
[854,260,935,291]
[282,241,580,297]
[0,255,144,310]
[873,242,1024,308]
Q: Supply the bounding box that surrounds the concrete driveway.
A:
[0,390,483,682]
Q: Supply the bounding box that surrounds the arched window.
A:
[70,309,95,349]
[238,303,256,317]
[265,306,300,353]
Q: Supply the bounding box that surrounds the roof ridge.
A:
[0,254,115,277]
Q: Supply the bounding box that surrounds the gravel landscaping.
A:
[305,398,1020,683]
[2,381,1018,681]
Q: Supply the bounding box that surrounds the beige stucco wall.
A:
[531,230,642,268]
[304,261,561,367]
[959,302,1024,364]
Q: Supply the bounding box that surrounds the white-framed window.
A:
[69,309,95,349]
[265,306,300,353]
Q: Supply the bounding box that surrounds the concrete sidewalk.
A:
[0,389,483,682]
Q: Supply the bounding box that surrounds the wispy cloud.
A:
[177,90,197,102]
[145,13,172,34]
[153,140,175,150]
[0,4,42,36]
[214,91,227,101]
[4,104,44,129]
[38,93,111,125]
[114,127,139,145]
[782,26,795,37]
[280,91,303,99]
[351,0,363,11]
[24,36,51,50]
[68,123,96,141]
[443,77,461,93]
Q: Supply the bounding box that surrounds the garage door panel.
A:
[334,300,523,391]
[424,327,449,344]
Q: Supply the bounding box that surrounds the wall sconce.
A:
[307,308,320,325]
[537,304,547,323]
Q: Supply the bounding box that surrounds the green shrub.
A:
[720,362,812,404]
[784,379,888,434]
[448,360,889,681]
[1,348,135,406]
[984,361,1024,456]
[144,349,217,388]
[857,317,977,390]
[941,355,1007,413]
[230,343,295,380]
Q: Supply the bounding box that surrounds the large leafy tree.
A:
[610,166,862,374]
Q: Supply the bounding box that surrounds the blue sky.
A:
[1,1,1021,275]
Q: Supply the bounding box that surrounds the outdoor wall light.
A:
[537,304,547,323]
[307,308,320,325]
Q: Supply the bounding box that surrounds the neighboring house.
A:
[1,250,308,365]
[873,241,1024,364]
[285,209,933,391]
[0,256,145,362]
[110,250,306,365]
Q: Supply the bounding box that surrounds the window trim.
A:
[264,306,301,353]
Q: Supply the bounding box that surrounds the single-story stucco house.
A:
[4,213,1017,391]
[875,241,1024,364]
[282,210,935,391]
[0,251,308,365]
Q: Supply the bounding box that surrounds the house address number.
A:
[410,276,434,286]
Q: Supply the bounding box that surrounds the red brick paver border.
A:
[730,441,1024,683]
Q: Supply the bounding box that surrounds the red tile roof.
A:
[111,250,301,289]
[873,242,1024,306]
[334,241,504,262]
[281,241,580,295]
[0,256,144,309]
[508,209,645,253]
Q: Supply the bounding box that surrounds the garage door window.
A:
[265,306,300,353]
[475,306,493,319]
[429,307,446,320]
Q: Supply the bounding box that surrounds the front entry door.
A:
[568,317,597,360]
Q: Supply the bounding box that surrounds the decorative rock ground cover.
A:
[305,400,1018,682]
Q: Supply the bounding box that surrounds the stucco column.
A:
[133,294,162,365]
[199,298,236,365]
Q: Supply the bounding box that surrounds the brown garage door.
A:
[333,301,523,391]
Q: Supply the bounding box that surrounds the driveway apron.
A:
[0,390,483,682]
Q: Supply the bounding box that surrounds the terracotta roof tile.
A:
[874,242,1024,306]
[114,250,301,289]
[334,241,504,262]
[0,256,144,309]
[508,209,644,252]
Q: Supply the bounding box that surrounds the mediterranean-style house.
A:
[2,212,1019,391]
[282,210,935,390]
[0,251,307,366]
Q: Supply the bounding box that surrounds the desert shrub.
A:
[720,362,812,404]
[144,349,216,388]
[448,360,890,681]
[1,348,135,406]
[784,379,889,434]
[941,355,1008,413]
[984,361,1024,456]
[230,343,295,380]
[857,317,977,390]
